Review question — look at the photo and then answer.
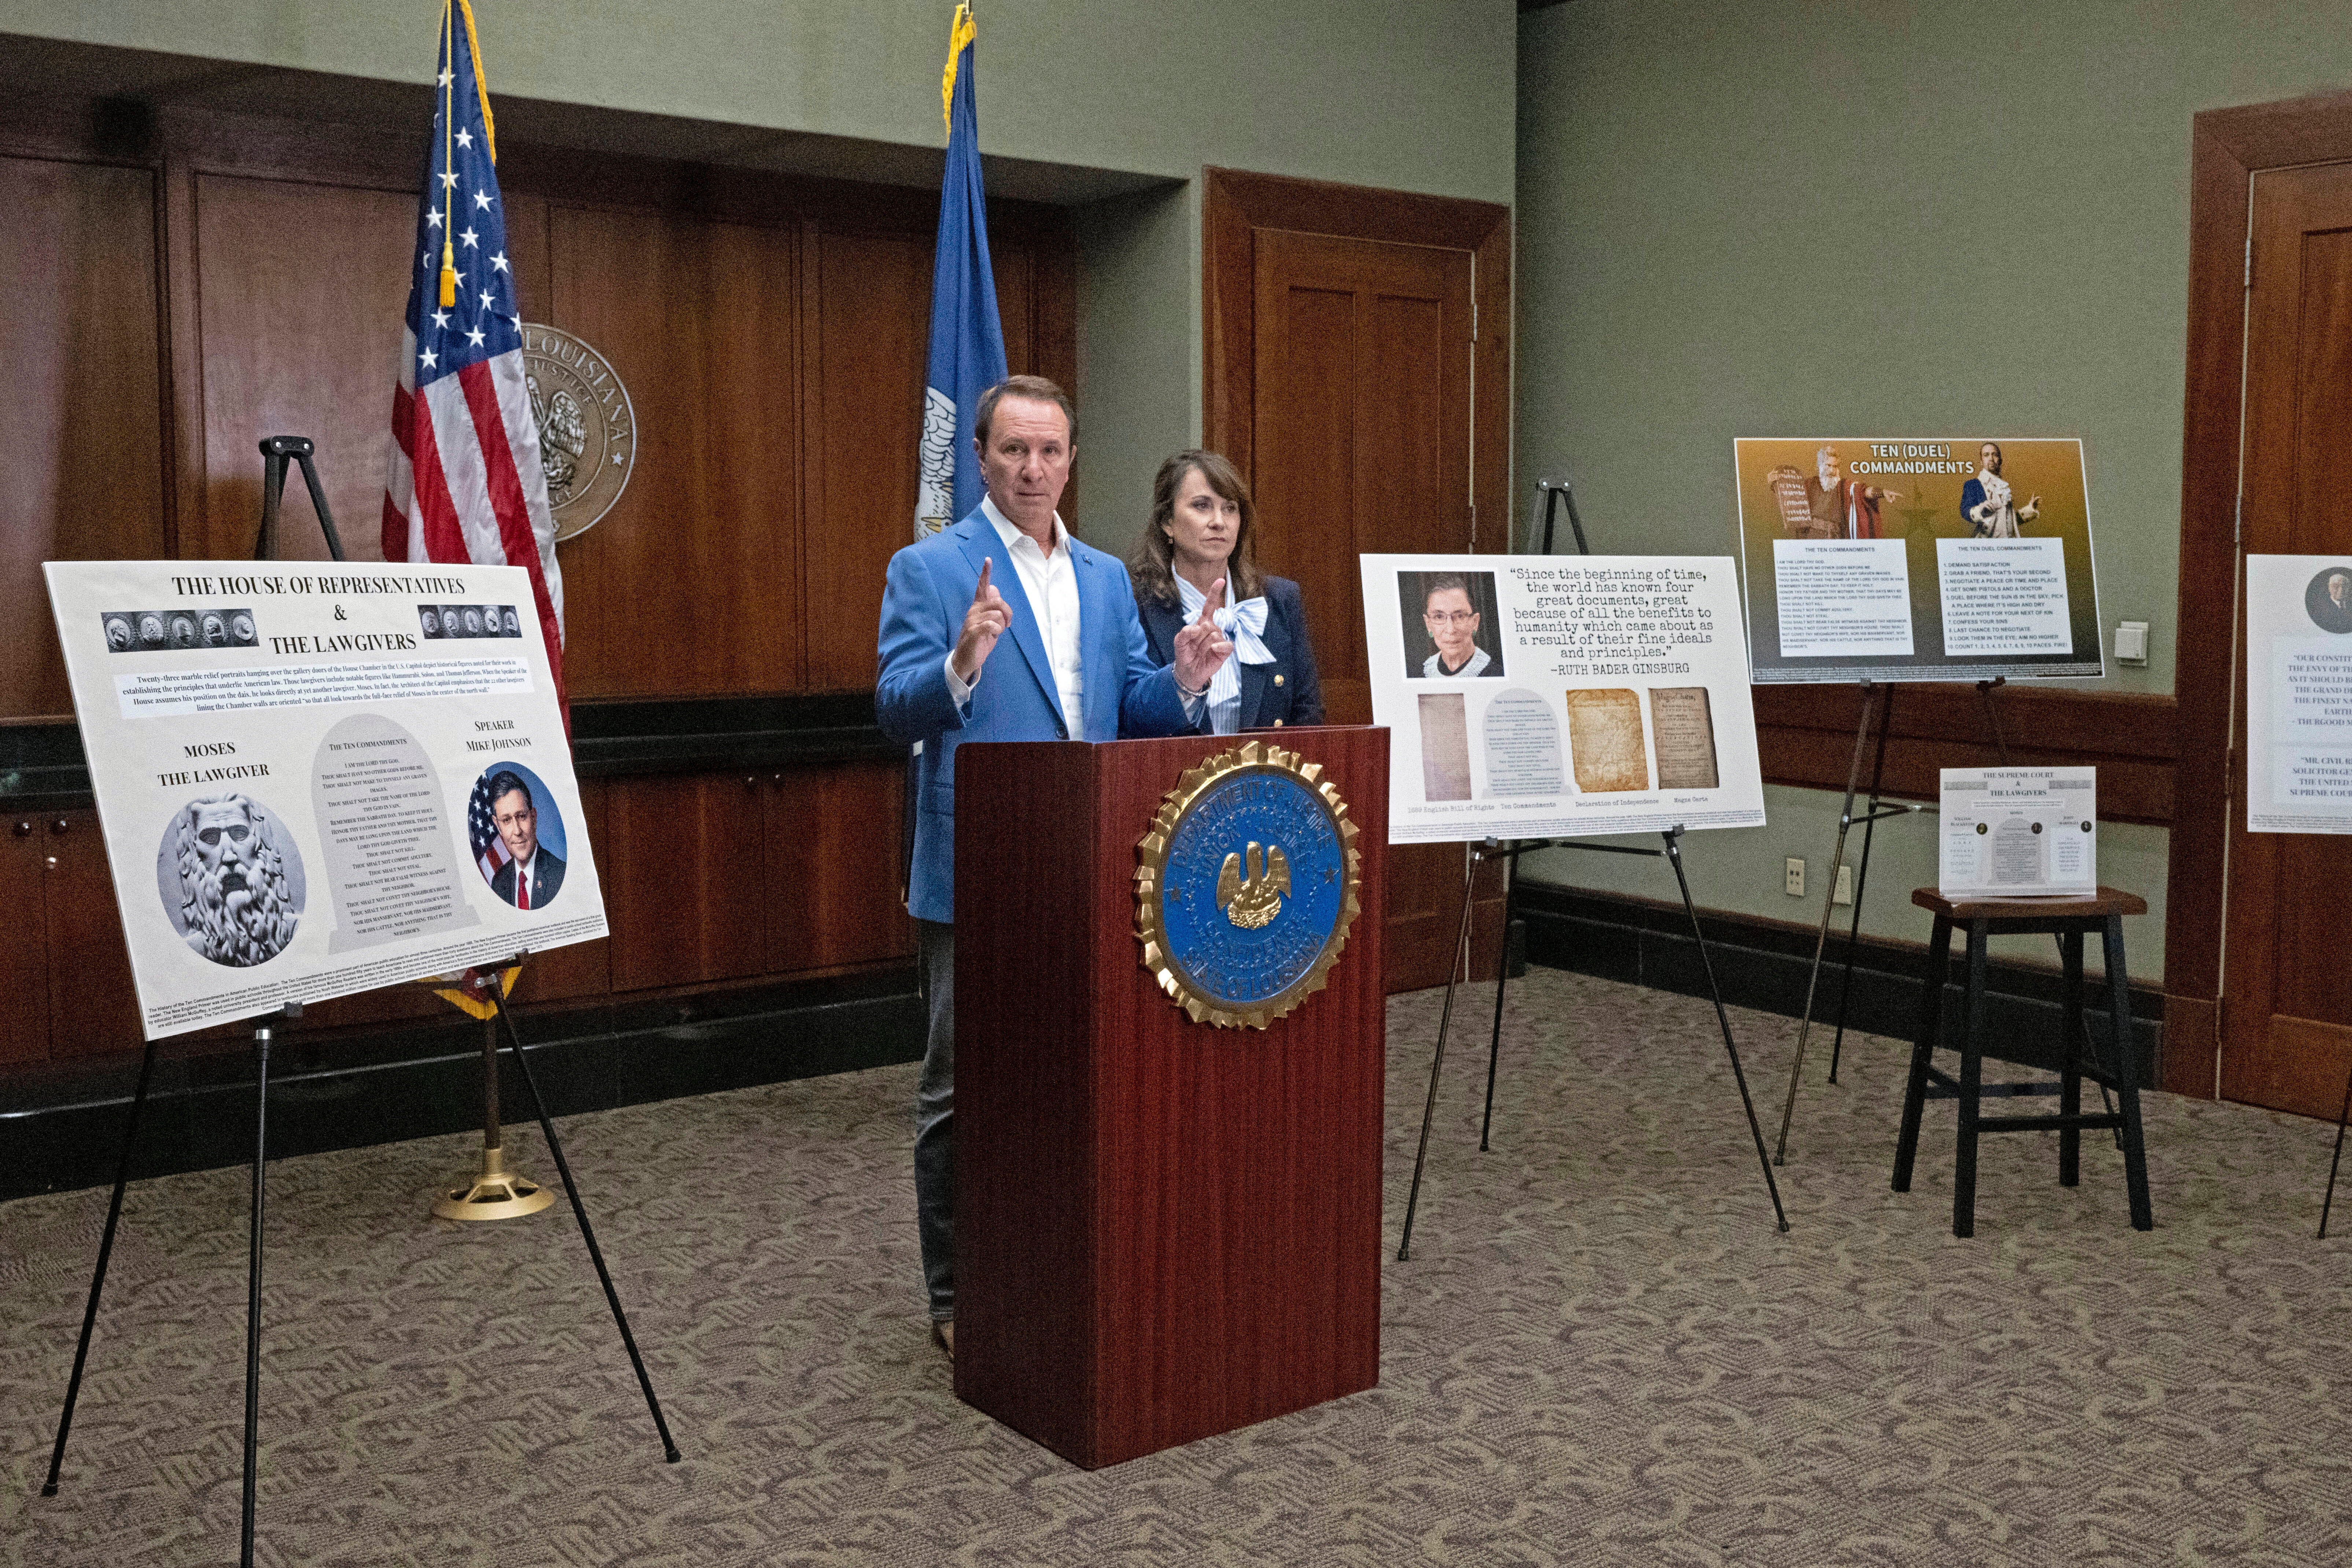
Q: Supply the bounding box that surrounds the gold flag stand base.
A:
[434,1144,554,1221]
[425,960,552,1223]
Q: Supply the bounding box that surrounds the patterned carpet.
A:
[5,967,2352,1567]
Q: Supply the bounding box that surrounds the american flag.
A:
[383,0,565,708]
[467,769,516,885]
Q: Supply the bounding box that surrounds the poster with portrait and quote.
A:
[49,560,605,1040]
[1359,555,1766,845]
[1734,437,2105,682]
[2245,555,2352,834]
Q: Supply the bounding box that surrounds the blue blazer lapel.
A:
[1072,542,1118,739]
[955,514,1067,732]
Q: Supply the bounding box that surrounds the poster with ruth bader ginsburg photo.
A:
[1359,553,1766,846]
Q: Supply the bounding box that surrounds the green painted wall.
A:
[0,0,1517,553]
[1514,0,2352,981]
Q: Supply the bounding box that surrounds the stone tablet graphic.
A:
[1563,688,1650,793]
[1480,689,1563,796]
[312,713,481,952]
[1649,686,1721,790]
[1766,464,1832,539]
[1417,692,1472,802]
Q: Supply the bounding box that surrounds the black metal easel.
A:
[2321,1064,2352,1240]
[40,442,676,1568]
[254,434,348,562]
[1769,679,1919,1163]
[1395,479,1789,1260]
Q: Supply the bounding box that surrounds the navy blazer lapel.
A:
[1237,659,1270,730]
[954,512,1066,731]
[1139,594,1181,666]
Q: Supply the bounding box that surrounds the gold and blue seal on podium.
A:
[1135,740,1362,1029]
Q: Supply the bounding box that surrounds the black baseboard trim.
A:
[1513,883,2163,1085]
[0,968,923,1202]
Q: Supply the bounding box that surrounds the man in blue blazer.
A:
[876,375,1230,1357]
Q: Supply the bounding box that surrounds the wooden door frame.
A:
[1202,168,1512,549]
[2168,89,2352,1099]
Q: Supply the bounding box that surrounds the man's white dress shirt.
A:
[947,496,1204,729]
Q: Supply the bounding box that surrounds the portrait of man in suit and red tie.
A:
[472,766,567,911]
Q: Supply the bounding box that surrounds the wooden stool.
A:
[1891,886,2154,1237]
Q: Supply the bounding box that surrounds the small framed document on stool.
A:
[1939,768,2096,898]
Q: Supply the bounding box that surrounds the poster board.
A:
[1359,554,1766,844]
[1938,768,2097,898]
[1734,438,2104,683]
[2245,554,2352,833]
[47,561,606,1040]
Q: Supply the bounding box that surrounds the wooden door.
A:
[1207,170,1510,991]
[1249,230,1472,724]
[2220,160,2352,1116]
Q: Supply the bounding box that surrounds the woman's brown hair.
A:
[1129,449,1265,606]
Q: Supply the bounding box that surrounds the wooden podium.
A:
[954,727,1389,1468]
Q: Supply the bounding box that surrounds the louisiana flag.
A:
[384,0,566,705]
[913,3,1009,538]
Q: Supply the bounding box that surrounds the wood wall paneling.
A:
[0,155,166,718]
[513,777,612,1003]
[603,771,773,992]
[763,760,913,971]
[1751,685,2179,826]
[803,228,932,692]
[0,820,52,1064]
[0,111,1077,1079]
[548,205,803,699]
[42,810,144,1059]
[192,175,416,564]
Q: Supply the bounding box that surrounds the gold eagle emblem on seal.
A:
[1134,740,1362,1030]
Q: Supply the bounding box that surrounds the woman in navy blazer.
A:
[1129,450,1324,733]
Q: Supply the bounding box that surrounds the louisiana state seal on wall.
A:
[519,323,635,544]
[1135,740,1363,1029]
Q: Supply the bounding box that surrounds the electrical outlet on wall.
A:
[1834,864,1853,906]
[1785,857,1805,897]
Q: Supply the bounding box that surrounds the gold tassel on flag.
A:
[439,1,459,306]
[941,3,978,130]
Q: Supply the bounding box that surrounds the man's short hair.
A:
[487,771,532,810]
[1422,572,1474,612]
[973,375,1075,447]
